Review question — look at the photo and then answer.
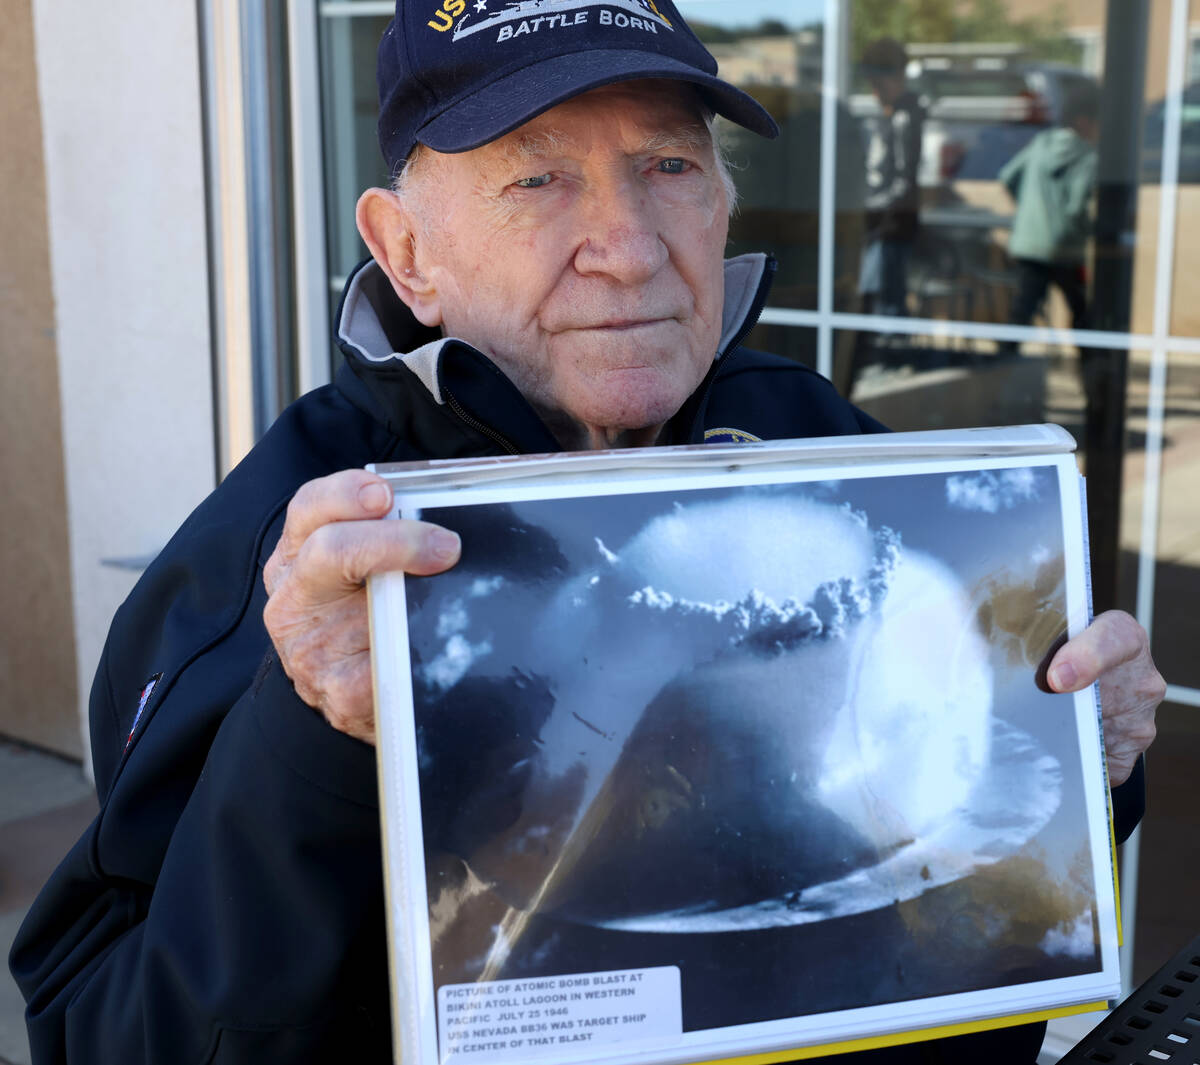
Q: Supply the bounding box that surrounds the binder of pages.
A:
[366,424,1123,1065]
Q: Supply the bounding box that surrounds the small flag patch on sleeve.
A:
[126,673,162,750]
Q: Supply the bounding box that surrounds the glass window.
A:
[679,0,830,312]
[1188,27,1200,84]
[1163,6,1200,335]
[318,6,392,337]
[739,322,818,371]
[1146,352,1200,688]
[826,0,1168,352]
[1132,701,1200,984]
[835,330,1096,436]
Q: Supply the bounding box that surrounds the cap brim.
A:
[416,49,779,153]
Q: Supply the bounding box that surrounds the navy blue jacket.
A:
[11,256,1139,1065]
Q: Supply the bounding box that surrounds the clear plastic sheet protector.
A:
[366,424,1120,1065]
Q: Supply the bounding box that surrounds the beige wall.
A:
[1,0,217,763]
[31,0,218,771]
[0,0,80,757]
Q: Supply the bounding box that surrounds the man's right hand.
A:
[262,469,461,744]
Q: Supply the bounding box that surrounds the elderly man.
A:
[12,0,1161,1062]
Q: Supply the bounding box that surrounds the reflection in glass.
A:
[739,323,817,371]
[825,0,1167,350]
[1148,354,1200,687]
[696,9,844,312]
[318,12,392,320]
[1163,82,1200,335]
[856,37,923,321]
[834,329,1055,435]
[996,84,1099,348]
[838,5,1099,326]
[825,2,1161,617]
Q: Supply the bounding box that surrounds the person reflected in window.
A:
[997,83,1100,356]
[858,38,924,327]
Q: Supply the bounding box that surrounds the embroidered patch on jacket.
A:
[126,673,162,750]
[704,427,762,444]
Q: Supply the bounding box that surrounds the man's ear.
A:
[355,188,443,328]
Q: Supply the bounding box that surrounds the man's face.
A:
[403,82,730,450]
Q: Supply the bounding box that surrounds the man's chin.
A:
[564,391,691,451]
[579,423,666,451]
[530,353,713,449]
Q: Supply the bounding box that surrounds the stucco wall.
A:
[30,0,218,763]
[0,0,79,757]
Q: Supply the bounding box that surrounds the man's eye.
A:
[514,174,553,188]
[656,158,690,174]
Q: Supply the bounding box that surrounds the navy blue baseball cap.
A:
[376,0,779,173]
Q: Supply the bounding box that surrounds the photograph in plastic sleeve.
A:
[404,462,1102,1034]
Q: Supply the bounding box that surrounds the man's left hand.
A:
[1046,609,1165,786]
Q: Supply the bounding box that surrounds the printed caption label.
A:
[437,966,681,1061]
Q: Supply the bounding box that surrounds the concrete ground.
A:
[0,740,96,1065]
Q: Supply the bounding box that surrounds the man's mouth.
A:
[570,317,677,332]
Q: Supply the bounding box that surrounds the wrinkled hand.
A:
[1046,609,1165,786]
[263,469,461,743]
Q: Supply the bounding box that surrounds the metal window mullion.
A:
[324,15,364,282]
[814,0,841,381]
[1165,684,1200,707]
[200,0,295,474]
[243,0,283,435]
[289,0,333,394]
[1135,0,1189,645]
[759,307,1158,352]
[320,0,393,14]
[1119,0,1191,999]
[199,0,258,477]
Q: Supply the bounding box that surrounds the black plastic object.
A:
[1059,934,1200,1064]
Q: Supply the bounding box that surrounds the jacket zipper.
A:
[443,389,522,455]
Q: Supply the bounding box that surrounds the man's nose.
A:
[572,178,668,283]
